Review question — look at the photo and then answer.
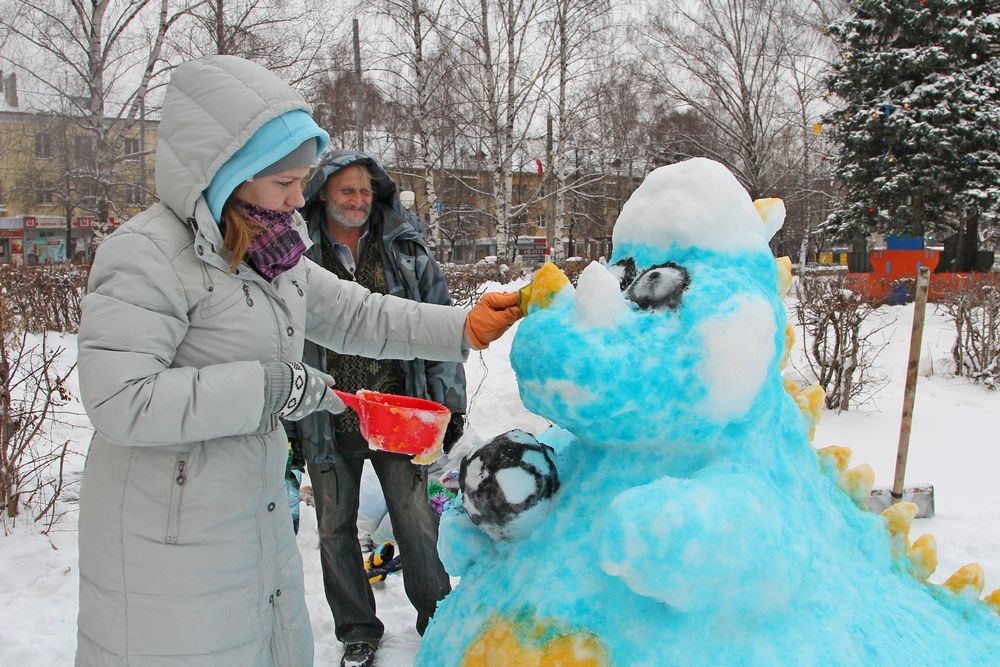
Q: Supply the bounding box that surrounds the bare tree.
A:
[170,0,340,86]
[1,283,77,533]
[368,0,460,247]
[444,0,556,261]
[309,41,397,151]
[542,0,615,259]
[939,283,1000,389]
[794,273,892,411]
[772,0,843,268]
[641,0,797,198]
[0,0,197,244]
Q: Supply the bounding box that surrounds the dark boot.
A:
[340,640,378,667]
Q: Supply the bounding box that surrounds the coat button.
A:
[267,502,276,511]
[286,326,294,336]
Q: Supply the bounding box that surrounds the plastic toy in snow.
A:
[416,158,1000,666]
[364,541,401,585]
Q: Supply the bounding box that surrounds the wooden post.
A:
[891,265,931,503]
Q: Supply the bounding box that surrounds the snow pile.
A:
[417,158,1000,666]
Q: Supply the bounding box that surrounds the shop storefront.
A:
[0,217,23,265]
[23,216,68,264]
[0,214,116,264]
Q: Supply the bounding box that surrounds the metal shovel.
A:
[866,265,935,518]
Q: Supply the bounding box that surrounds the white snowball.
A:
[573,261,632,328]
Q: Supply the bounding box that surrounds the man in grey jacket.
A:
[288,149,463,667]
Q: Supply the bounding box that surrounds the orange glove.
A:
[464,291,523,350]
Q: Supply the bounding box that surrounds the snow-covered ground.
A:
[1,290,998,666]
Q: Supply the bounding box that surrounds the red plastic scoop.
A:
[334,389,451,463]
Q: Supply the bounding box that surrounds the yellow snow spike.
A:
[794,384,825,441]
[780,324,795,370]
[518,262,571,314]
[795,384,825,417]
[942,563,985,599]
[907,534,938,582]
[984,588,1000,615]
[753,198,786,242]
[881,502,918,541]
[783,377,800,399]
[881,502,918,560]
[775,256,793,298]
[816,445,852,474]
[839,464,874,507]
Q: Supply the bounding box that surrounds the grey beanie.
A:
[254,139,318,178]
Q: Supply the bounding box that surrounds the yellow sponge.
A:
[519,262,571,313]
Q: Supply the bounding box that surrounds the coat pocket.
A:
[392,252,419,295]
[165,449,190,544]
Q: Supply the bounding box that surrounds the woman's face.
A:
[236,166,311,212]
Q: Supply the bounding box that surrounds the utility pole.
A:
[352,19,365,152]
[545,114,554,252]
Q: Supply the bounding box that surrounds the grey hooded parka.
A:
[74,55,468,666]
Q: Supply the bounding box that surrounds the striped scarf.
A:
[239,200,307,281]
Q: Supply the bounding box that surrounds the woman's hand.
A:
[464,291,523,350]
[265,362,346,421]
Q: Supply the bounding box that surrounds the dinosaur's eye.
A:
[624,262,690,311]
[608,257,637,291]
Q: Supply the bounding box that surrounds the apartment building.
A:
[0,72,157,264]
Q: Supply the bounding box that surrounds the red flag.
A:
[535,158,544,176]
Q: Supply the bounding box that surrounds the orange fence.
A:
[844,272,999,304]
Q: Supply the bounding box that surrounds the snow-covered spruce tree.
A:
[823,0,1000,266]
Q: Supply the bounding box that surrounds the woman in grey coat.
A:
[74,55,521,667]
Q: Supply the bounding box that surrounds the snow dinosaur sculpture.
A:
[416,158,1000,666]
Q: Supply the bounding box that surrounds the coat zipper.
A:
[242,283,254,307]
[269,590,292,664]
[166,452,189,544]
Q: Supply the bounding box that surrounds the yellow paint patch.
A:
[794,384,825,441]
[907,533,938,582]
[783,377,801,399]
[984,588,1000,615]
[816,445,852,474]
[881,502,918,560]
[753,198,786,241]
[775,256,793,298]
[881,502,918,540]
[840,464,874,507]
[519,263,572,313]
[942,563,985,599]
[780,324,795,369]
[462,617,608,667]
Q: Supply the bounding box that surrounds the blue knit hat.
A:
[204,109,330,222]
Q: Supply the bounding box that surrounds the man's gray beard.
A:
[325,199,369,228]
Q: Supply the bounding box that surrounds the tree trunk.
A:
[957,213,980,272]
